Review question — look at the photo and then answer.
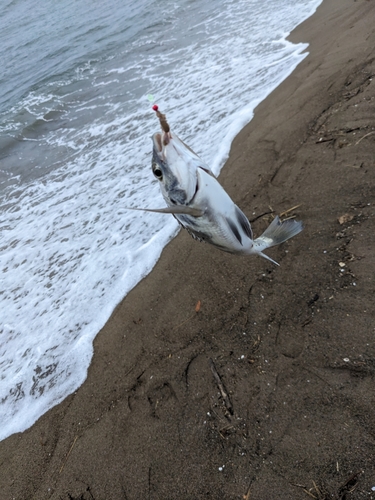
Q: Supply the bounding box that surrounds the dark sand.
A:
[1,0,375,498]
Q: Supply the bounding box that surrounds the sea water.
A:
[0,0,322,440]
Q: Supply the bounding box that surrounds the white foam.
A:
[0,0,322,441]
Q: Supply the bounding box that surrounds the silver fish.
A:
[132,107,303,265]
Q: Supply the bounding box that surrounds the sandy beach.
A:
[1,0,375,498]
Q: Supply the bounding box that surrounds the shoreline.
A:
[0,2,320,445]
[1,0,375,498]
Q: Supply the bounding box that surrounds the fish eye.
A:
[152,163,163,180]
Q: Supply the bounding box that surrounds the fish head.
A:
[151,130,201,206]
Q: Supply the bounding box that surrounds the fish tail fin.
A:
[258,252,280,266]
[252,216,303,264]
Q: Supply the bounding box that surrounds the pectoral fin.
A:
[124,206,204,217]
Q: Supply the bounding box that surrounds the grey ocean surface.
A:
[0,0,321,440]
[1,0,158,185]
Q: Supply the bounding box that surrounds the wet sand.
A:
[1,0,375,498]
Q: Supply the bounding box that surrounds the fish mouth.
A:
[152,129,170,152]
[152,132,163,153]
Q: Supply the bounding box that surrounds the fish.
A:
[130,105,303,265]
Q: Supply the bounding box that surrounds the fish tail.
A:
[252,216,303,264]
[258,251,280,266]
